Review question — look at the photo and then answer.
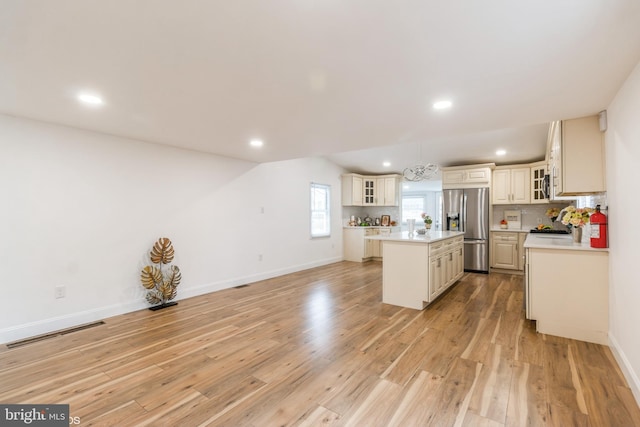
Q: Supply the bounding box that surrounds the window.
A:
[401,195,425,224]
[310,183,331,237]
[401,191,443,229]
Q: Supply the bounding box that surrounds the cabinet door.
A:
[492,234,518,269]
[342,174,364,206]
[443,250,454,287]
[492,170,511,204]
[530,164,548,204]
[383,177,398,206]
[511,168,531,204]
[561,115,606,194]
[429,255,442,300]
[442,170,465,185]
[364,228,379,258]
[456,244,464,278]
[363,179,376,205]
[465,168,490,183]
[352,176,363,205]
[450,245,462,280]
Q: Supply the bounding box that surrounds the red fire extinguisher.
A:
[590,205,608,248]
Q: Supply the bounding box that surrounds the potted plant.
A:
[421,213,433,229]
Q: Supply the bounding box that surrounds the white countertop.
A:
[524,233,608,252]
[365,230,464,243]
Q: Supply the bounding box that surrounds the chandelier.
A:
[403,163,439,181]
[402,141,439,181]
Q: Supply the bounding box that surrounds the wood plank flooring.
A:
[1,261,639,426]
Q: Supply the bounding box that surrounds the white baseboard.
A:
[178,256,343,299]
[0,257,343,345]
[0,300,148,345]
[609,332,640,406]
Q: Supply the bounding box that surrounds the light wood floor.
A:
[1,262,639,426]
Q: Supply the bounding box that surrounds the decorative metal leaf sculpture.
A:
[140,237,181,309]
[150,238,174,264]
[146,291,163,305]
[140,266,163,289]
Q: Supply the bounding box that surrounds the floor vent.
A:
[5,321,106,349]
[234,284,249,289]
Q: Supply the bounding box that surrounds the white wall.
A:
[606,59,640,402]
[0,114,344,343]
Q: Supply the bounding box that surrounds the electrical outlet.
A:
[537,217,542,224]
[258,254,263,261]
[55,285,66,299]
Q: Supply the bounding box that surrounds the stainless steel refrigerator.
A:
[442,188,489,272]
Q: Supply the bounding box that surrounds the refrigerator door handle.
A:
[461,193,467,232]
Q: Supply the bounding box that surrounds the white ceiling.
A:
[1,1,639,174]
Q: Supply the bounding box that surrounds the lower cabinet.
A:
[381,235,464,309]
[490,231,527,271]
[526,247,608,344]
[428,237,464,301]
[364,229,380,258]
[344,227,398,262]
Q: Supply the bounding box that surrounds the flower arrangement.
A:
[560,206,593,228]
[421,213,433,229]
[545,207,560,220]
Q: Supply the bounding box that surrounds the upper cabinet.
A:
[342,174,363,206]
[379,176,399,206]
[342,174,400,206]
[530,161,548,204]
[548,115,606,198]
[492,167,530,204]
[441,164,494,189]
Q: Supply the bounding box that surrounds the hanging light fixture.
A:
[403,142,439,181]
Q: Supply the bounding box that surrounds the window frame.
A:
[310,182,331,238]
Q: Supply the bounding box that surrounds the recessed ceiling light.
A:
[496,149,507,156]
[249,139,264,148]
[77,93,104,106]
[383,161,391,167]
[433,100,452,110]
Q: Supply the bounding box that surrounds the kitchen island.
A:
[366,231,465,309]
[524,233,609,344]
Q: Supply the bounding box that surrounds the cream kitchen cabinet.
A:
[490,230,527,271]
[341,174,364,206]
[492,167,530,204]
[548,115,606,198]
[364,228,381,258]
[530,161,548,204]
[377,176,399,206]
[376,232,464,309]
[490,231,519,269]
[441,164,494,189]
[341,174,400,206]
[343,227,398,262]
[428,236,464,301]
[362,178,376,205]
[525,241,608,344]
